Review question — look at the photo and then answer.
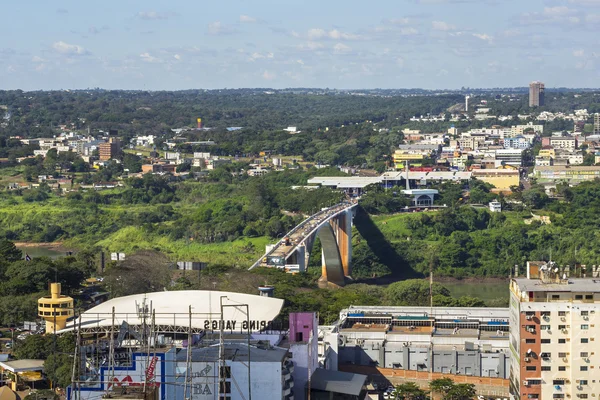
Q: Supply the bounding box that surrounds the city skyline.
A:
[1,0,600,90]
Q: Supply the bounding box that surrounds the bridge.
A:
[249,202,358,287]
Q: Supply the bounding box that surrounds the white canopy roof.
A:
[60,290,284,333]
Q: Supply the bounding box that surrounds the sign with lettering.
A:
[189,362,217,400]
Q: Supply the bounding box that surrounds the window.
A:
[582,338,589,344]
[580,366,588,371]
[580,395,588,399]
[558,339,566,344]
[542,366,551,371]
[581,324,589,330]
[553,380,565,385]
[541,339,551,344]
[558,325,567,330]
[219,366,231,378]
[559,311,567,316]
[576,295,583,300]
[581,352,589,357]
[526,366,537,371]
[553,395,565,399]
[541,325,551,330]
[553,295,560,300]
[585,295,593,300]
[580,380,588,386]
[526,339,536,344]
[528,380,542,385]
[582,311,590,316]
[559,366,566,371]
[295,332,303,342]
[559,352,568,358]
[541,352,551,358]
[529,395,539,399]
[526,311,535,316]
[219,382,231,394]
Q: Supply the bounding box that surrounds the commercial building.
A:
[529,81,545,107]
[533,166,600,184]
[333,306,510,378]
[99,137,121,161]
[175,343,294,400]
[594,113,600,135]
[504,136,531,150]
[472,169,520,191]
[509,263,600,400]
[541,137,578,150]
[493,149,525,167]
[393,144,440,169]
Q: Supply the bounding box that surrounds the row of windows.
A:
[538,324,590,330]
[529,311,592,317]
[525,338,590,344]
[550,295,594,300]
[39,303,73,308]
[528,366,591,372]
[38,311,71,316]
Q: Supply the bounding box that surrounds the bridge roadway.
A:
[249,201,357,271]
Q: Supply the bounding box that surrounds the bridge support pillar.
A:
[337,210,352,277]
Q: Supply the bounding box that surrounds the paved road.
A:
[251,202,356,269]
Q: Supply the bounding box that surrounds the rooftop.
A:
[310,368,367,396]
[0,359,45,373]
[513,277,600,293]
[175,343,288,363]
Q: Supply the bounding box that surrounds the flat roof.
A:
[59,290,284,333]
[535,166,600,172]
[176,343,288,363]
[0,359,44,373]
[513,278,600,293]
[310,368,367,396]
[307,177,382,188]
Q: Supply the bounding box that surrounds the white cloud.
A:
[52,41,88,55]
[473,33,493,43]
[140,52,160,63]
[308,28,361,40]
[137,11,177,20]
[32,56,45,63]
[298,41,325,51]
[174,54,182,60]
[432,21,456,31]
[573,49,585,57]
[333,43,352,54]
[207,21,236,35]
[296,59,304,65]
[239,15,257,23]
[400,27,419,35]
[262,70,276,80]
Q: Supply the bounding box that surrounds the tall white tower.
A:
[465,95,470,112]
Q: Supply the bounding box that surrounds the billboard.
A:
[68,350,175,400]
[266,256,286,267]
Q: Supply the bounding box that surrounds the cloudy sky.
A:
[2,0,599,90]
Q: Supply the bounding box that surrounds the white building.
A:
[489,200,502,212]
[176,344,294,400]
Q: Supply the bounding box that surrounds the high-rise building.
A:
[465,95,470,112]
[594,113,600,135]
[99,137,121,161]
[510,263,600,400]
[529,81,545,107]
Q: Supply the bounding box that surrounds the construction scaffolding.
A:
[68,296,255,400]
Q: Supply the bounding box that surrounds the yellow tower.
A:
[38,283,74,333]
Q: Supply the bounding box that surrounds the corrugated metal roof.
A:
[310,368,367,396]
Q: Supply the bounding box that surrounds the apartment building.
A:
[98,137,121,161]
[594,113,600,136]
[529,81,545,107]
[510,263,600,400]
[542,137,578,150]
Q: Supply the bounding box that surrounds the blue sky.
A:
[1,0,599,90]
